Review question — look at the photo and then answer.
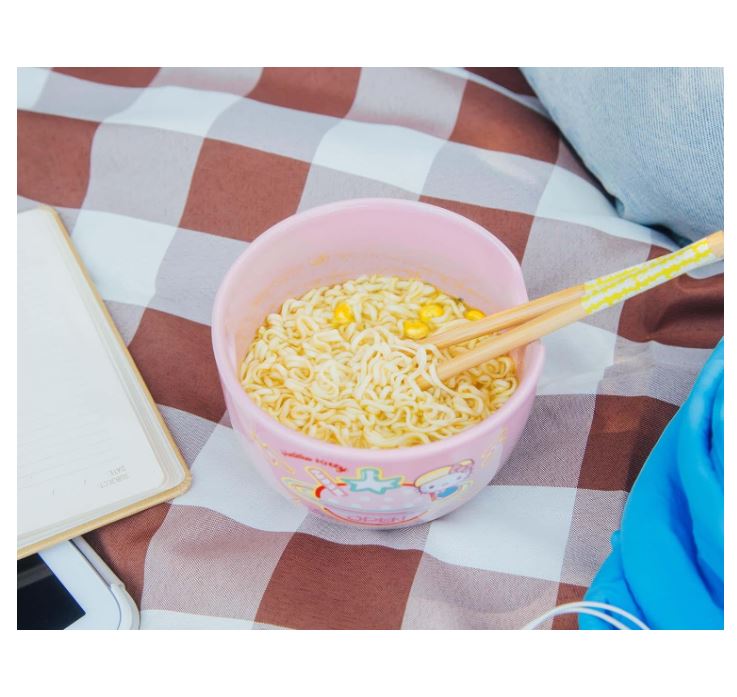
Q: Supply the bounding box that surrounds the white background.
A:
[4,1,734,695]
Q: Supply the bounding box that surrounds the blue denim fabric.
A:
[521,68,723,242]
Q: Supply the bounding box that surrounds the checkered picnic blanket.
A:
[17,67,724,630]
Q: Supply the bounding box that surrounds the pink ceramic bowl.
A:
[212,199,544,528]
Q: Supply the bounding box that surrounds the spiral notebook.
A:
[18,207,191,559]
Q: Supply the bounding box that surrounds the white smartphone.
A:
[17,537,139,630]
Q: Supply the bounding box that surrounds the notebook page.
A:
[18,211,166,544]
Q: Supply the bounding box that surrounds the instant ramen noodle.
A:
[240,275,517,448]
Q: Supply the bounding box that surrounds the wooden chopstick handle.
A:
[428,230,724,352]
[421,230,724,389]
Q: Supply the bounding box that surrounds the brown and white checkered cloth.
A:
[17,67,724,629]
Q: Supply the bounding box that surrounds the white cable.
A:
[569,600,650,630]
[522,601,650,630]
[523,600,650,630]
[523,606,630,631]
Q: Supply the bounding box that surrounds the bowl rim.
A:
[212,197,545,463]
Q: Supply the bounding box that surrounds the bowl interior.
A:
[218,200,531,381]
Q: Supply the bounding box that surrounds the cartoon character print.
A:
[283,466,428,526]
[282,459,475,526]
[413,460,473,501]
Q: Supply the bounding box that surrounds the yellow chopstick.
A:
[421,230,724,388]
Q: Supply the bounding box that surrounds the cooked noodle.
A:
[240,275,517,448]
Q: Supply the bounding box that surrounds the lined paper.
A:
[18,210,167,543]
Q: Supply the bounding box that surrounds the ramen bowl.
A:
[212,198,544,528]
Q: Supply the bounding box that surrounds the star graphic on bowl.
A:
[341,467,403,494]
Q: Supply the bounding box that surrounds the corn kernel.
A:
[464,308,485,321]
[419,303,444,323]
[404,319,430,340]
[332,301,354,326]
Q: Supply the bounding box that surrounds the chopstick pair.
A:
[420,230,724,387]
